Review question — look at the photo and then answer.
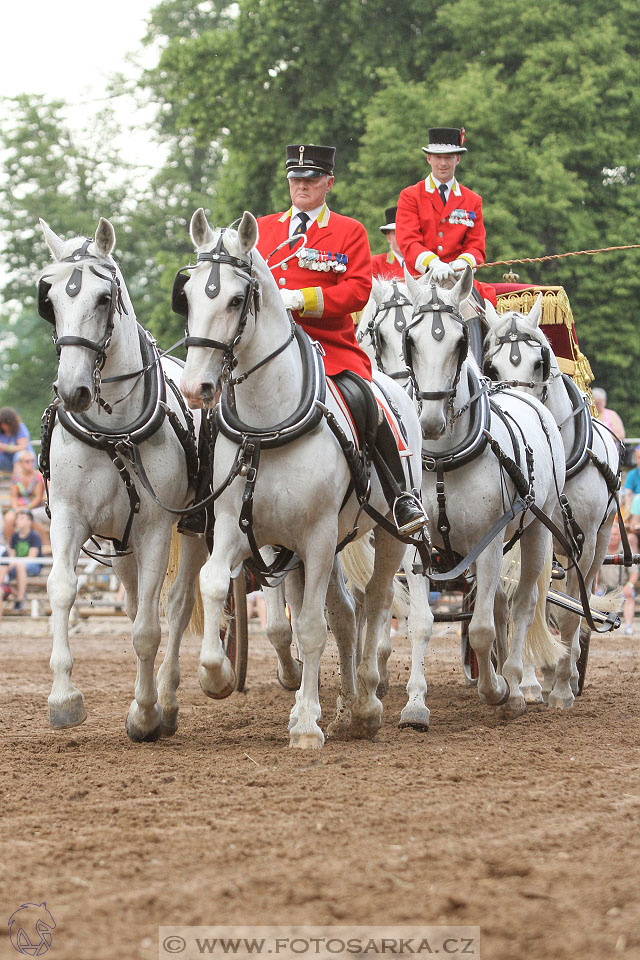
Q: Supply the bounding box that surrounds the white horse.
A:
[482,296,621,706]
[178,208,431,748]
[397,267,566,719]
[38,217,208,741]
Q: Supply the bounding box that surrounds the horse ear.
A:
[237,210,258,255]
[528,292,543,328]
[452,263,474,306]
[190,208,214,248]
[39,219,65,261]
[94,218,116,257]
[371,276,385,305]
[404,266,421,301]
[484,299,502,329]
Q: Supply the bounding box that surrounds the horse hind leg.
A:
[351,530,406,740]
[157,534,209,737]
[47,518,91,729]
[325,558,358,739]
[265,582,302,692]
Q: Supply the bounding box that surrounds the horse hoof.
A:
[497,696,527,720]
[548,692,575,711]
[398,704,430,731]
[160,709,179,738]
[376,677,390,699]
[49,692,87,729]
[277,659,302,691]
[198,663,236,700]
[326,707,353,740]
[126,703,163,743]
[349,700,383,740]
[289,728,324,750]
[521,684,544,704]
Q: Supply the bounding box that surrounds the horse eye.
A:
[229,295,244,309]
[97,292,111,307]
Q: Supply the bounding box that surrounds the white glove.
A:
[280,288,304,312]
[429,258,455,282]
[451,258,473,273]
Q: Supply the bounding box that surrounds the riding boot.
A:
[373,417,428,537]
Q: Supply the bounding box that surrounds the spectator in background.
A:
[371,207,406,280]
[0,407,35,473]
[7,509,42,613]
[623,445,640,508]
[597,520,638,636]
[3,450,48,545]
[592,387,625,441]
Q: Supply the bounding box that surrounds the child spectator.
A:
[3,450,48,545]
[0,407,35,473]
[8,509,42,613]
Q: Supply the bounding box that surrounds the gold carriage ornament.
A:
[492,281,595,410]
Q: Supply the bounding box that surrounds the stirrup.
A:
[177,511,207,539]
[393,493,428,537]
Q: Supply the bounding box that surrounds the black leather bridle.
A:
[403,282,468,402]
[38,240,129,402]
[482,315,551,392]
[357,280,412,381]
[172,230,261,379]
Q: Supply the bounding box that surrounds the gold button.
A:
[279,277,286,286]
[441,219,446,224]
[437,245,443,252]
[438,231,443,237]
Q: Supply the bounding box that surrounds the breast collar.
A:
[421,366,490,472]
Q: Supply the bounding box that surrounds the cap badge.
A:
[299,145,305,165]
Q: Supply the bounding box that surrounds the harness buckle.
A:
[422,456,436,471]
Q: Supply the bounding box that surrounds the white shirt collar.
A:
[425,174,461,197]
[289,203,325,236]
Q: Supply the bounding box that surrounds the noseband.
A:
[172,230,260,378]
[403,282,468,402]
[38,239,128,390]
[358,280,412,380]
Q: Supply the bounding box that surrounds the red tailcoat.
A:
[396,175,496,306]
[371,250,405,281]
[256,205,372,380]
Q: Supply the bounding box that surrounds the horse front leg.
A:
[125,526,173,743]
[198,521,245,699]
[399,546,434,731]
[157,534,209,737]
[352,530,406,739]
[289,533,336,750]
[47,513,90,729]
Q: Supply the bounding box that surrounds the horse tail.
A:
[502,542,563,667]
[340,538,410,621]
[523,542,563,667]
[161,528,206,636]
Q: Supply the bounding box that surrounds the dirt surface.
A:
[2,612,639,960]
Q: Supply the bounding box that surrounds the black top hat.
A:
[422,127,467,155]
[380,206,397,233]
[286,144,335,179]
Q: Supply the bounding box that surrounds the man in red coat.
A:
[395,126,496,308]
[256,144,427,536]
[371,206,406,280]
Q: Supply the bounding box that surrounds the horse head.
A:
[180,208,265,409]
[404,264,474,438]
[38,217,131,413]
[357,277,412,383]
[482,294,553,396]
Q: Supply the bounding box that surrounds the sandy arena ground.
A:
[1,611,639,960]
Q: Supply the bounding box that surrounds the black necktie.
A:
[438,184,448,206]
[290,212,310,248]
